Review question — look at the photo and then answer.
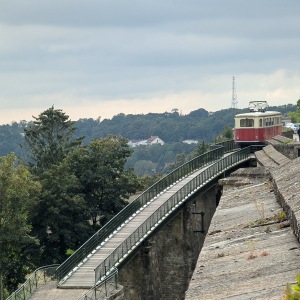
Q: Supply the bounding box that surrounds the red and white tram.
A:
[234,101,282,146]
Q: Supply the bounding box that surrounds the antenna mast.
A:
[231,76,238,108]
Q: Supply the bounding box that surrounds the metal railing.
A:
[210,140,240,153]
[94,147,251,283]
[77,267,119,300]
[6,265,59,300]
[56,141,236,282]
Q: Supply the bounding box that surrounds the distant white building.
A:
[146,136,165,145]
[183,140,198,144]
[128,136,165,147]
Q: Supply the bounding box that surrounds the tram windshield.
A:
[240,118,254,127]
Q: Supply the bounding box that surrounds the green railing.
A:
[77,267,118,300]
[6,265,59,300]
[56,141,236,282]
[210,140,240,153]
[94,146,251,283]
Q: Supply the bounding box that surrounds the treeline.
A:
[73,104,295,144]
[0,104,295,167]
[74,108,238,144]
[1,105,296,152]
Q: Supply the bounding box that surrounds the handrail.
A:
[6,264,59,300]
[94,146,251,282]
[77,267,118,300]
[56,141,236,282]
[210,140,240,153]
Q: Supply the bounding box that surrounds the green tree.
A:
[193,141,209,157]
[66,135,141,229]
[213,124,234,143]
[288,99,300,123]
[0,123,25,160]
[31,162,93,265]
[222,124,234,140]
[134,160,155,176]
[0,154,40,300]
[24,106,83,174]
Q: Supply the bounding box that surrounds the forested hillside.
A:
[0,104,296,161]
[74,107,238,144]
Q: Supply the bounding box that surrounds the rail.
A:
[94,146,251,283]
[5,265,59,300]
[77,267,118,300]
[56,140,237,282]
[210,140,239,152]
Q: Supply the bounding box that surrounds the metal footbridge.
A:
[7,141,256,300]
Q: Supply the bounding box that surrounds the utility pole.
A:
[231,76,238,109]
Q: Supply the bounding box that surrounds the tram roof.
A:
[235,111,281,118]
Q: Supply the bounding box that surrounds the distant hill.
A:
[73,104,296,144]
[0,104,296,161]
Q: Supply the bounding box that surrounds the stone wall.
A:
[271,143,300,160]
[270,156,300,242]
[281,130,293,139]
[118,185,218,300]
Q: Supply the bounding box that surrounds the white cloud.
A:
[0,0,300,124]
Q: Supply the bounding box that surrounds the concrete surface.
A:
[185,179,300,299]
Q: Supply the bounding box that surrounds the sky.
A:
[1,0,300,124]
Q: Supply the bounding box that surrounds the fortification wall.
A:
[271,156,300,241]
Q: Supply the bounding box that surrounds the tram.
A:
[234,101,282,146]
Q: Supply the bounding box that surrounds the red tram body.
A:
[234,106,282,146]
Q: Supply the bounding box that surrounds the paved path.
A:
[185,180,300,299]
[29,282,87,300]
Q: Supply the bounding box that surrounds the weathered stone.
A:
[185,179,300,300]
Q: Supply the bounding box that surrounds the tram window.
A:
[259,119,262,127]
[240,118,254,127]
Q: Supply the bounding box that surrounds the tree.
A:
[66,135,141,229]
[24,106,83,174]
[134,160,155,176]
[213,124,234,143]
[30,162,93,265]
[288,99,300,123]
[192,141,209,157]
[0,154,40,300]
[222,124,234,140]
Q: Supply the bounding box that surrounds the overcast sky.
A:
[1,0,300,124]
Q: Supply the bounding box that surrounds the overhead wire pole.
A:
[231,76,238,108]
